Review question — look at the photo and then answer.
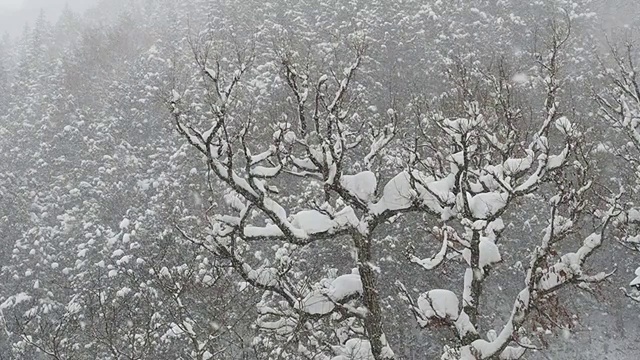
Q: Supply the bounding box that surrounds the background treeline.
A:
[0,0,639,359]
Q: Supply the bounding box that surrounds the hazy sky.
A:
[0,0,97,35]
[0,0,25,11]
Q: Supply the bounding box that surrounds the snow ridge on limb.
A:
[626,268,640,303]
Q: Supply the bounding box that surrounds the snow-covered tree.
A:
[171,14,622,359]
[595,39,640,303]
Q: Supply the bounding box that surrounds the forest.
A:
[0,0,639,359]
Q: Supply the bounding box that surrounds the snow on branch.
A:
[451,194,621,360]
